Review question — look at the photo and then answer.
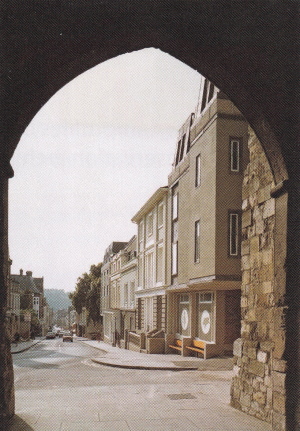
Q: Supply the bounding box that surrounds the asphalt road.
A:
[9,337,271,431]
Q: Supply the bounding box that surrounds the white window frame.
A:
[229,212,239,256]
[230,138,241,172]
[172,242,178,276]
[194,220,200,263]
[195,154,201,187]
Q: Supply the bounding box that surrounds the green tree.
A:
[69,262,102,322]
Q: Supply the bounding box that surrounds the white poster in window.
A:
[181,308,189,330]
[201,310,211,334]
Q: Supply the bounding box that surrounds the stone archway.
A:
[1,1,299,430]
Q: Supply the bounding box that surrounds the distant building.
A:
[131,187,168,353]
[166,77,248,357]
[101,241,128,345]
[11,269,45,337]
[6,259,21,340]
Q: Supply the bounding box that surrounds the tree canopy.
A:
[69,262,102,324]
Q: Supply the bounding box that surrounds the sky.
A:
[9,48,201,292]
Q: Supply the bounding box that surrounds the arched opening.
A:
[1,2,299,431]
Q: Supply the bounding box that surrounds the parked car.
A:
[62,331,73,342]
[46,332,56,339]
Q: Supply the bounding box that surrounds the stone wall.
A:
[231,129,288,431]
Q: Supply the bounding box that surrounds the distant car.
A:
[62,331,73,342]
[58,330,64,338]
[46,332,56,339]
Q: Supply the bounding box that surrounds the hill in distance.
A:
[44,289,72,312]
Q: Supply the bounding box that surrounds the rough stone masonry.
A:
[231,128,288,431]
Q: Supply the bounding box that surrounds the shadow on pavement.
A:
[5,415,35,431]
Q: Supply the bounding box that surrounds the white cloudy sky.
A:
[9,48,201,292]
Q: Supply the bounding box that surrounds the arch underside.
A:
[2,0,298,182]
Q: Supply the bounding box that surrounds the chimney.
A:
[20,269,23,276]
[26,271,32,277]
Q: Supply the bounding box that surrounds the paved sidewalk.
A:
[80,338,234,371]
[11,338,42,354]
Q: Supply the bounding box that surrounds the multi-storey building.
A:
[132,187,168,352]
[100,241,128,345]
[118,236,137,347]
[166,78,249,357]
[10,269,45,337]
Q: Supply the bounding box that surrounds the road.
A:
[8,337,271,431]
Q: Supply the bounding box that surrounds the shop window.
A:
[178,294,190,336]
[197,292,215,342]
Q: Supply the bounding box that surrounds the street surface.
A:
[8,337,271,431]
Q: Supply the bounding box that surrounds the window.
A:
[157,203,164,228]
[230,138,241,172]
[197,292,214,342]
[146,212,153,237]
[130,281,135,308]
[138,221,144,251]
[156,246,163,283]
[229,212,240,256]
[172,242,178,275]
[145,252,154,288]
[179,134,186,162]
[194,220,200,263]
[124,283,128,307]
[172,191,178,220]
[195,154,201,187]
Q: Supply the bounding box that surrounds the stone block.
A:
[273,391,286,415]
[250,236,260,254]
[257,350,268,363]
[241,239,250,256]
[249,360,265,377]
[233,338,243,357]
[262,281,273,294]
[242,209,252,228]
[257,184,271,204]
[253,391,266,405]
[241,254,250,270]
[263,198,275,218]
[240,392,251,408]
[248,347,257,359]
[242,198,249,210]
[233,365,240,376]
[272,359,287,373]
[272,371,286,391]
[260,340,274,352]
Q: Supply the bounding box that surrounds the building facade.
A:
[101,241,128,345]
[166,78,249,357]
[10,269,45,337]
[132,187,168,353]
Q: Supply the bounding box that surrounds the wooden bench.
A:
[168,339,182,352]
[186,340,206,358]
